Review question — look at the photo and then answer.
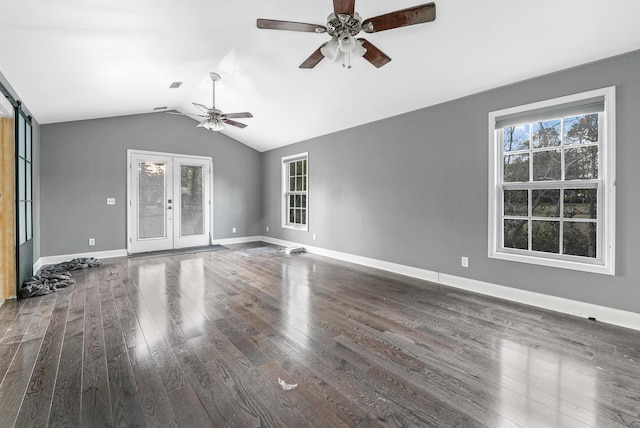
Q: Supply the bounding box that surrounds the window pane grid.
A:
[283,155,308,228]
[502,182,599,256]
[499,112,601,259]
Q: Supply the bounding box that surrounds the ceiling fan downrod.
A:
[209,72,220,109]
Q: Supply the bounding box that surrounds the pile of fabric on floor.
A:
[20,257,101,298]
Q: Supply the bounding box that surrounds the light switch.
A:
[107,197,116,205]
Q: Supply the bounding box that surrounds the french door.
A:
[128,150,212,254]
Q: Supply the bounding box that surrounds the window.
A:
[282,153,308,230]
[488,87,615,275]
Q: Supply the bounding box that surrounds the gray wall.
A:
[40,113,262,256]
[262,49,640,315]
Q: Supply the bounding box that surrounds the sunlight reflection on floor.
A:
[281,263,311,351]
[499,339,596,427]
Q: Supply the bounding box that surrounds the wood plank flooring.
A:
[1,243,639,427]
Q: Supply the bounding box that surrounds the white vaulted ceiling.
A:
[1,0,639,152]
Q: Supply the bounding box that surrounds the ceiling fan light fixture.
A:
[199,118,225,132]
[320,39,339,60]
[338,34,356,53]
[352,39,366,58]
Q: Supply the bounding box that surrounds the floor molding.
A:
[260,236,640,332]
[34,249,128,273]
[211,235,264,246]
[33,235,265,272]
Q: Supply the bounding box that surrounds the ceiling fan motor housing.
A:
[326,13,363,39]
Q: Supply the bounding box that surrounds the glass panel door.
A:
[173,157,210,249]
[129,151,211,253]
[180,164,203,236]
[139,161,168,240]
[130,153,174,253]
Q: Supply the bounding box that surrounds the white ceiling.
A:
[1,0,639,152]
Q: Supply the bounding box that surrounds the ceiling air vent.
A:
[169,81,183,89]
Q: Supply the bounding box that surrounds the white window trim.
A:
[282,152,309,231]
[488,87,616,275]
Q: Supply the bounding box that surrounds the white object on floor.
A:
[278,377,298,390]
[284,246,305,254]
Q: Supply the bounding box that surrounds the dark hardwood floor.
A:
[1,243,639,427]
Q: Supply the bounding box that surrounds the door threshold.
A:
[128,244,227,260]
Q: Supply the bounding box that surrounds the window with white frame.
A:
[282,153,308,230]
[488,87,615,275]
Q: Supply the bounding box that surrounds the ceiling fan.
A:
[257,1,436,69]
[171,72,253,132]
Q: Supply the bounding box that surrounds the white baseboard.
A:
[260,236,640,332]
[34,249,128,273]
[33,236,264,272]
[212,235,265,246]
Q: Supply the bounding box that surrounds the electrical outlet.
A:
[89,238,95,246]
[266,226,269,232]
[312,233,316,241]
[106,197,116,205]
[232,227,237,234]
[461,256,469,268]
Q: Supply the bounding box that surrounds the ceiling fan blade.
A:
[257,19,326,33]
[192,103,211,113]
[333,0,355,15]
[223,119,248,129]
[299,46,325,69]
[363,2,436,33]
[224,112,253,119]
[358,39,392,68]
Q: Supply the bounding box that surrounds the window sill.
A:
[489,250,614,276]
[282,224,308,232]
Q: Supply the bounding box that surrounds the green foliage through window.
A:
[500,113,599,258]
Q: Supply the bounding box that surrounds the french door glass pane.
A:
[138,162,166,239]
[18,158,25,200]
[180,165,203,236]
[26,123,31,160]
[19,201,26,245]
[26,202,32,240]
[26,162,32,200]
[18,114,25,158]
